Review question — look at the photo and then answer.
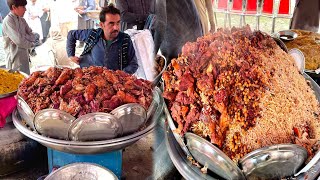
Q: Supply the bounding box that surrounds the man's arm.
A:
[66,29,91,57]
[85,0,96,12]
[66,29,92,64]
[205,0,215,32]
[123,38,138,74]
[116,0,147,24]
[153,0,166,54]
[2,17,35,49]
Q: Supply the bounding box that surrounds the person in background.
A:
[50,0,78,37]
[46,27,79,68]
[40,0,52,43]
[74,0,96,48]
[116,0,155,31]
[66,4,138,74]
[2,0,40,74]
[24,0,43,41]
[96,0,108,10]
[0,0,10,20]
[153,0,203,64]
[193,0,215,34]
[290,0,319,32]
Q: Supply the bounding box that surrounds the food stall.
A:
[161,26,320,180]
[11,65,164,179]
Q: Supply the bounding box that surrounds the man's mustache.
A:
[112,30,119,33]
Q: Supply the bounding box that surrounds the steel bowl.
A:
[12,87,164,154]
[239,144,307,179]
[44,162,118,180]
[278,30,298,41]
[153,54,167,87]
[110,103,146,136]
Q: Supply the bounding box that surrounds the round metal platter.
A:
[185,132,246,180]
[110,103,147,136]
[239,144,307,179]
[12,87,164,154]
[44,162,118,180]
[0,68,28,99]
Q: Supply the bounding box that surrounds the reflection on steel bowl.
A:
[162,26,320,165]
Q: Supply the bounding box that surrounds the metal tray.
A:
[12,87,164,154]
[0,68,28,99]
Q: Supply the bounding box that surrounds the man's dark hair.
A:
[99,4,120,22]
[7,0,27,10]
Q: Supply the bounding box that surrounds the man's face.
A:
[100,14,121,40]
[12,5,26,17]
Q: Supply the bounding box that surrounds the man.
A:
[2,0,40,74]
[116,0,155,31]
[153,0,203,64]
[75,0,96,48]
[290,0,319,32]
[66,4,138,74]
[193,0,215,34]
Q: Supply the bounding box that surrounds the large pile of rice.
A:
[163,26,320,162]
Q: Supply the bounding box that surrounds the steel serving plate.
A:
[110,103,147,136]
[239,144,307,179]
[0,68,28,99]
[17,96,35,130]
[68,112,121,141]
[34,109,76,140]
[44,162,118,180]
[12,87,164,154]
[288,48,305,74]
[165,123,220,180]
[185,132,246,180]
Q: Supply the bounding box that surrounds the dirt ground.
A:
[122,132,154,179]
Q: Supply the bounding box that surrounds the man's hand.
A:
[69,56,80,64]
[210,24,216,33]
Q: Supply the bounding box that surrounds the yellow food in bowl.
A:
[0,69,25,95]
